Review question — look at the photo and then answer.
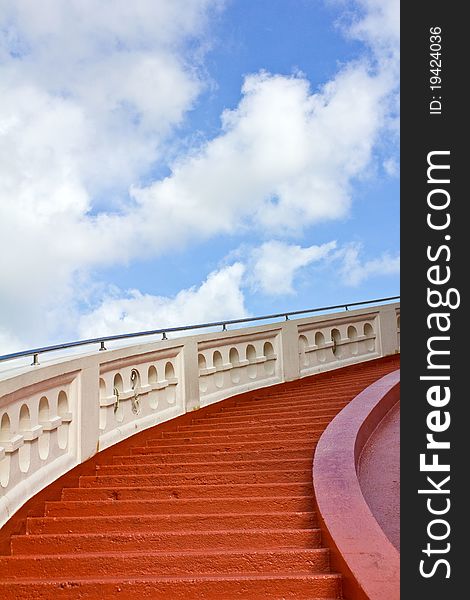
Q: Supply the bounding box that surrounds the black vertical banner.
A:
[401,3,466,598]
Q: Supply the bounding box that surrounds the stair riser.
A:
[225,397,350,410]
[61,482,313,501]
[0,548,330,579]
[79,470,312,488]
[202,405,345,419]
[131,440,318,454]
[243,383,371,399]
[97,458,312,475]
[114,447,314,464]
[163,423,330,438]
[11,529,323,555]
[27,512,317,535]
[145,432,322,447]
[196,408,343,423]
[46,496,313,517]
[0,575,342,600]
[185,414,337,430]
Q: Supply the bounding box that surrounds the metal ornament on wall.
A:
[130,369,141,415]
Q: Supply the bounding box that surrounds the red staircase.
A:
[0,356,399,599]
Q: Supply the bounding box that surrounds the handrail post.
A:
[280,319,300,382]
[377,304,400,357]
[181,338,201,412]
[78,362,100,462]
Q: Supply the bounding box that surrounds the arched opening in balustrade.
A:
[148,365,158,385]
[147,365,159,409]
[347,325,359,356]
[165,362,175,380]
[113,373,123,393]
[331,329,343,359]
[0,413,11,487]
[246,344,257,379]
[57,391,69,450]
[263,341,276,375]
[38,396,49,422]
[315,331,327,363]
[229,347,241,383]
[38,396,51,460]
[198,354,208,393]
[298,335,309,368]
[364,322,375,352]
[18,404,32,473]
[198,354,206,370]
[165,362,177,404]
[213,351,224,388]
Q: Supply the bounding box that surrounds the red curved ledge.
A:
[313,369,400,600]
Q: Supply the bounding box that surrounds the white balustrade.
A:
[297,314,380,377]
[197,331,281,408]
[97,348,184,450]
[0,371,79,526]
[0,302,399,527]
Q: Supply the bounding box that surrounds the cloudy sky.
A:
[0,0,399,353]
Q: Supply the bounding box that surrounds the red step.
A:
[184,413,336,429]
[78,469,312,488]
[0,547,330,579]
[61,481,314,501]
[163,421,330,438]
[130,438,318,454]
[113,446,315,464]
[11,529,323,554]
[26,511,317,535]
[0,573,342,600]
[97,457,313,475]
[45,495,313,517]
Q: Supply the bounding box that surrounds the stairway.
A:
[0,356,399,599]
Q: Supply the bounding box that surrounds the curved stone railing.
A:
[313,369,400,600]
[0,302,399,527]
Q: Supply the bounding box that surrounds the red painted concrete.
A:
[313,369,400,600]
[0,355,399,598]
[359,401,400,551]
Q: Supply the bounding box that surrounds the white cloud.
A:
[78,263,247,339]
[347,0,399,62]
[0,0,399,351]
[250,240,337,295]
[132,63,393,237]
[383,157,399,177]
[0,328,22,356]
[0,0,222,347]
[337,243,400,286]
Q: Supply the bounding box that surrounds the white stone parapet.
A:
[0,302,400,527]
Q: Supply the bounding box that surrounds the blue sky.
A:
[0,0,399,352]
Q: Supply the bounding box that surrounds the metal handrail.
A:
[0,295,399,365]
